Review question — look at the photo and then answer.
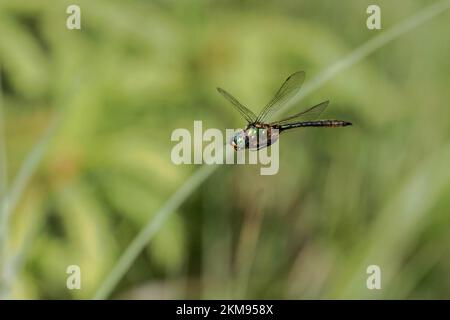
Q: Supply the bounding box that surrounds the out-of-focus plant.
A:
[0,0,450,299]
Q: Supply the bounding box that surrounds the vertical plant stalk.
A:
[2,114,60,221]
[94,0,450,299]
[2,209,43,298]
[0,109,61,297]
[0,68,9,293]
[0,70,7,210]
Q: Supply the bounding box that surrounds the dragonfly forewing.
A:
[216,87,258,124]
[256,71,305,123]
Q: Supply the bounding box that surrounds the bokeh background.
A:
[1,0,450,299]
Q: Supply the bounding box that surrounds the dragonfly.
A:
[217,71,352,151]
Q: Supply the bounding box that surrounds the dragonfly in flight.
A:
[217,71,352,151]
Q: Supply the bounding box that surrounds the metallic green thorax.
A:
[231,124,280,151]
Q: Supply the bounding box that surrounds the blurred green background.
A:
[1,0,450,299]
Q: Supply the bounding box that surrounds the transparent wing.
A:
[256,71,305,123]
[270,100,329,125]
[217,87,258,124]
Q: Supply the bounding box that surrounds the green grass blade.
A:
[0,69,7,204]
[94,164,217,299]
[274,0,450,119]
[0,113,60,297]
[0,68,8,287]
[94,0,450,299]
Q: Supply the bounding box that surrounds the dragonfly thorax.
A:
[230,124,280,151]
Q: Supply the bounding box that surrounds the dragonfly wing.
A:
[217,87,257,124]
[270,100,329,125]
[256,71,305,123]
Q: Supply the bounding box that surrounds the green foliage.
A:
[1,0,450,299]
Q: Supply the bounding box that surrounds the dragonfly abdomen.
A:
[280,120,352,131]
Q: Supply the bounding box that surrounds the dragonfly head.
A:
[231,129,246,151]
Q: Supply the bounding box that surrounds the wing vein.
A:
[217,87,257,123]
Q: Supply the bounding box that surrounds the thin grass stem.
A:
[94,0,450,299]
